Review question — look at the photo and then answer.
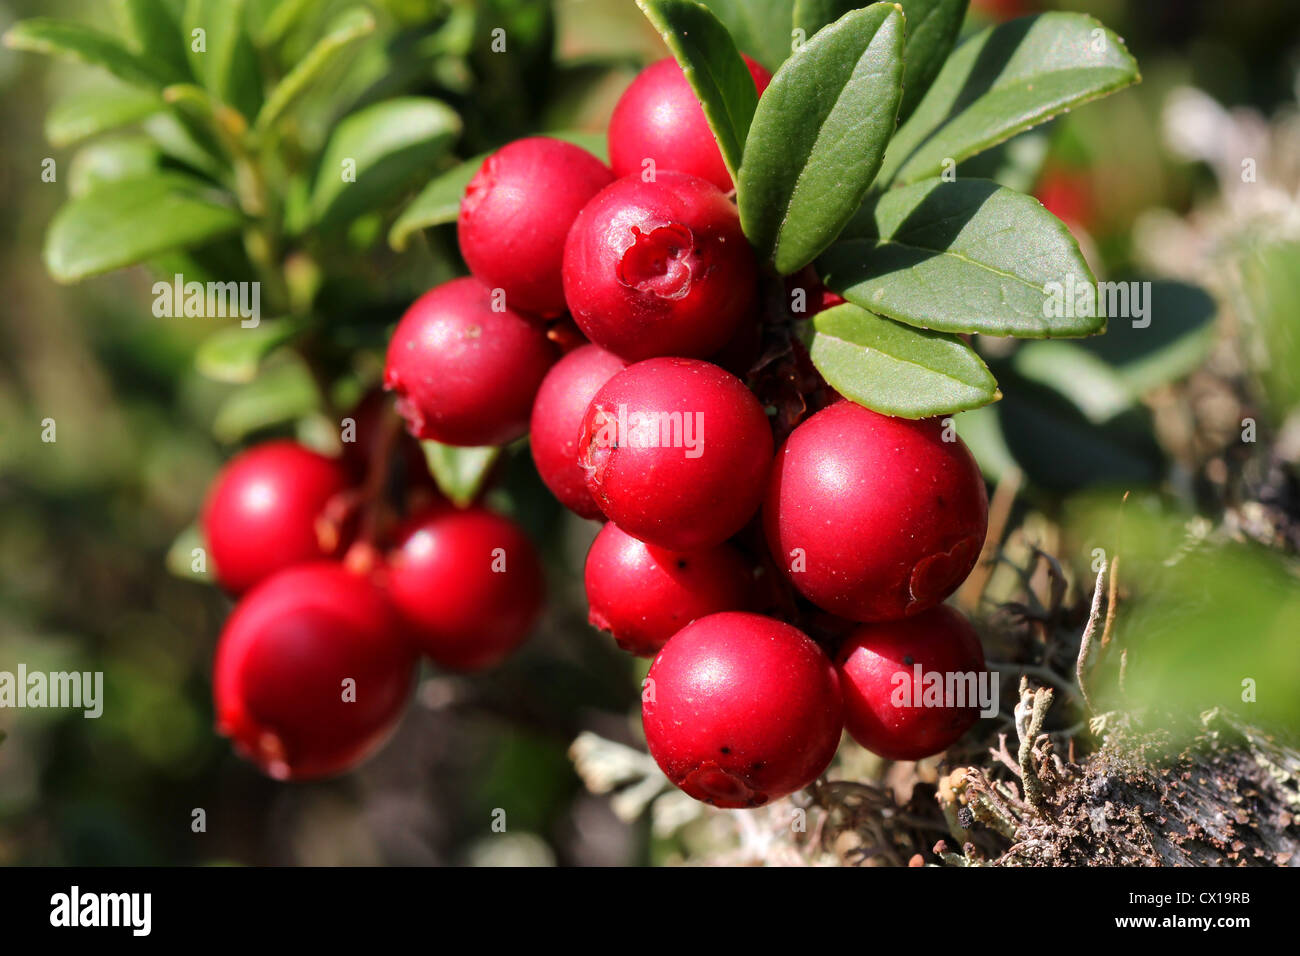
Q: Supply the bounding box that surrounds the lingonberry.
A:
[642,612,843,808]
[201,440,350,594]
[584,522,754,657]
[578,357,773,551]
[529,343,627,519]
[214,562,416,780]
[384,276,557,446]
[562,172,758,361]
[458,137,614,316]
[384,506,544,671]
[608,56,772,192]
[836,604,987,760]
[764,401,987,622]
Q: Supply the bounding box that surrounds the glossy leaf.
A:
[195,320,299,384]
[4,18,169,87]
[638,0,757,184]
[212,361,320,442]
[45,86,163,147]
[738,3,905,274]
[421,440,501,508]
[819,177,1100,337]
[878,12,1140,186]
[894,0,967,123]
[44,173,242,282]
[694,0,797,73]
[310,97,461,229]
[808,303,999,418]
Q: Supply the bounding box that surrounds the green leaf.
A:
[819,177,1100,337]
[637,0,758,185]
[195,320,299,383]
[255,0,319,47]
[165,522,212,582]
[808,302,999,418]
[310,97,461,229]
[45,85,163,147]
[878,12,1140,187]
[792,0,854,40]
[388,131,607,251]
[4,18,170,87]
[213,361,320,442]
[253,6,376,134]
[694,0,796,73]
[738,3,905,274]
[420,440,501,508]
[68,136,163,198]
[894,0,967,123]
[118,0,191,82]
[183,0,263,119]
[44,173,242,283]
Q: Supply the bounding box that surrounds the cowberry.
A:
[562,172,758,361]
[608,56,771,192]
[642,612,842,808]
[201,440,350,594]
[578,357,773,551]
[458,137,614,316]
[835,605,986,760]
[384,276,557,447]
[214,562,416,780]
[764,401,987,622]
[529,343,627,519]
[385,506,544,671]
[584,522,754,657]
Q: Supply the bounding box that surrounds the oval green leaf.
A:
[738,3,905,274]
[4,17,170,87]
[819,177,1100,338]
[877,12,1140,187]
[195,319,299,384]
[310,97,461,229]
[809,302,999,418]
[46,86,163,147]
[421,440,501,508]
[638,0,758,184]
[44,173,242,282]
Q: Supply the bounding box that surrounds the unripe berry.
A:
[562,172,758,361]
[214,562,416,780]
[764,401,987,622]
[642,612,843,808]
[835,605,987,760]
[584,522,754,657]
[529,343,627,519]
[608,56,772,192]
[458,137,615,316]
[201,440,350,594]
[579,357,773,551]
[385,506,544,671]
[384,276,557,446]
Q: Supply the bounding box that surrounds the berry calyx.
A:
[213,562,416,780]
[642,612,843,808]
[529,343,627,519]
[608,56,771,192]
[836,604,987,761]
[584,522,754,657]
[384,506,544,671]
[384,276,557,447]
[201,440,350,594]
[578,357,774,551]
[458,137,614,316]
[764,401,988,622]
[562,172,758,361]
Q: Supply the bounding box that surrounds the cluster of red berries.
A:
[204,55,992,803]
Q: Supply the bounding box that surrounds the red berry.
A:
[385,506,544,671]
[562,172,758,361]
[836,605,987,760]
[201,440,350,594]
[458,137,615,316]
[579,357,773,550]
[584,522,754,657]
[764,401,987,622]
[608,56,771,192]
[214,562,416,780]
[384,276,557,446]
[642,612,843,808]
[529,343,627,519]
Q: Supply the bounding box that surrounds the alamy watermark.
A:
[1043,274,1152,328]
[0,665,103,718]
[891,666,999,718]
[152,274,261,327]
[587,404,705,458]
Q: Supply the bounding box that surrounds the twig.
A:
[1015,677,1055,813]
[1075,559,1107,713]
